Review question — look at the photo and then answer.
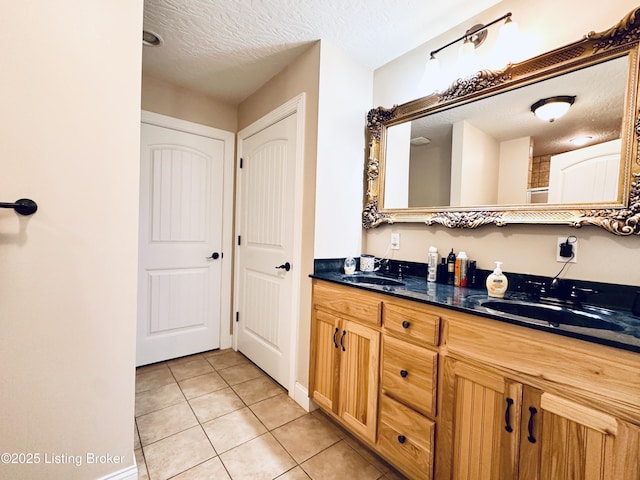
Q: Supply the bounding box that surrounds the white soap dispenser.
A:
[486,261,508,298]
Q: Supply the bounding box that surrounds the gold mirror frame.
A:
[364,7,640,235]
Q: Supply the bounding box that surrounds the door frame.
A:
[233,93,307,406]
[140,110,235,350]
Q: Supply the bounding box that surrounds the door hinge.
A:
[235,312,239,323]
[237,235,241,246]
[239,157,243,168]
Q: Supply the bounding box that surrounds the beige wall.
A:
[141,74,238,132]
[238,42,320,391]
[0,1,142,479]
[367,0,640,285]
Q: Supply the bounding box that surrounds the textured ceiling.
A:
[142,0,502,103]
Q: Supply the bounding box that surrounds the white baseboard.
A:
[292,382,318,412]
[97,462,138,480]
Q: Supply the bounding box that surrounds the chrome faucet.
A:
[569,285,598,305]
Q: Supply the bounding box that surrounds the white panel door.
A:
[137,123,223,366]
[236,113,297,387]
[547,138,622,203]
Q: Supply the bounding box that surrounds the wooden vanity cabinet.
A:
[310,281,381,442]
[440,356,640,480]
[437,313,640,480]
[518,387,640,480]
[439,357,522,480]
[310,280,640,480]
[377,297,441,479]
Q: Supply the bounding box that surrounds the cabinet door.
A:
[338,319,381,442]
[519,387,640,480]
[310,309,341,412]
[439,358,522,480]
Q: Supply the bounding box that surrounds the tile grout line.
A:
[136,350,399,480]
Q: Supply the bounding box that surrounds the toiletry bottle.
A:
[486,261,508,298]
[427,246,439,283]
[437,258,448,284]
[454,251,468,287]
[446,248,456,285]
[467,261,477,288]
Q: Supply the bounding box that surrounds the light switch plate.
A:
[391,233,400,250]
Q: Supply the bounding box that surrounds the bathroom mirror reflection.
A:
[364,6,640,235]
[383,55,627,209]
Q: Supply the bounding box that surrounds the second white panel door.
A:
[236,112,297,388]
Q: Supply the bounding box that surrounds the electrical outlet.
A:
[390,233,400,250]
[556,237,578,263]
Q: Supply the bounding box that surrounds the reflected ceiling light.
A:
[570,136,593,146]
[143,30,162,47]
[530,95,576,122]
[411,136,431,145]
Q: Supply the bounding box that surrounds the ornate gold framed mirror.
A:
[363,7,640,235]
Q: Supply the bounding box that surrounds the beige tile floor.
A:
[135,349,406,480]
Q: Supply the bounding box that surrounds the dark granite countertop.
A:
[311,269,640,354]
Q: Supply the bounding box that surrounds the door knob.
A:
[205,252,221,260]
[275,262,291,272]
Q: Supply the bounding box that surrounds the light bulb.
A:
[457,38,478,78]
[420,55,443,94]
[492,17,520,68]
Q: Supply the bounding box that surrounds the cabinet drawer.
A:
[383,300,440,346]
[381,335,438,417]
[313,281,381,327]
[378,395,434,480]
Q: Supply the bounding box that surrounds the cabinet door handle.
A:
[333,327,339,348]
[527,406,538,443]
[400,369,408,378]
[504,397,514,433]
[402,320,411,329]
[340,330,346,351]
[397,435,406,444]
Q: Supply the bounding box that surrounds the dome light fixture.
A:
[531,95,576,122]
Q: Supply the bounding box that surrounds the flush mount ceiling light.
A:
[143,30,162,47]
[570,135,593,147]
[531,95,576,122]
[410,136,431,146]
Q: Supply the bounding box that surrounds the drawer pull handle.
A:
[400,369,408,378]
[340,330,346,352]
[333,327,339,348]
[397,435,406,444]
[401,320,411,329]
[527,406,538,443]
[504,397,514,433]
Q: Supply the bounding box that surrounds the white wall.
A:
[314,42,373,258]
[384,123,412,208]
[451,120,499,205]
[409,143,451,207]
[498,137,531,204]
[0,1,142,479]
[365,0,640,285]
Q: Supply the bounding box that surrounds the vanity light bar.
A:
[429,12,513,58]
